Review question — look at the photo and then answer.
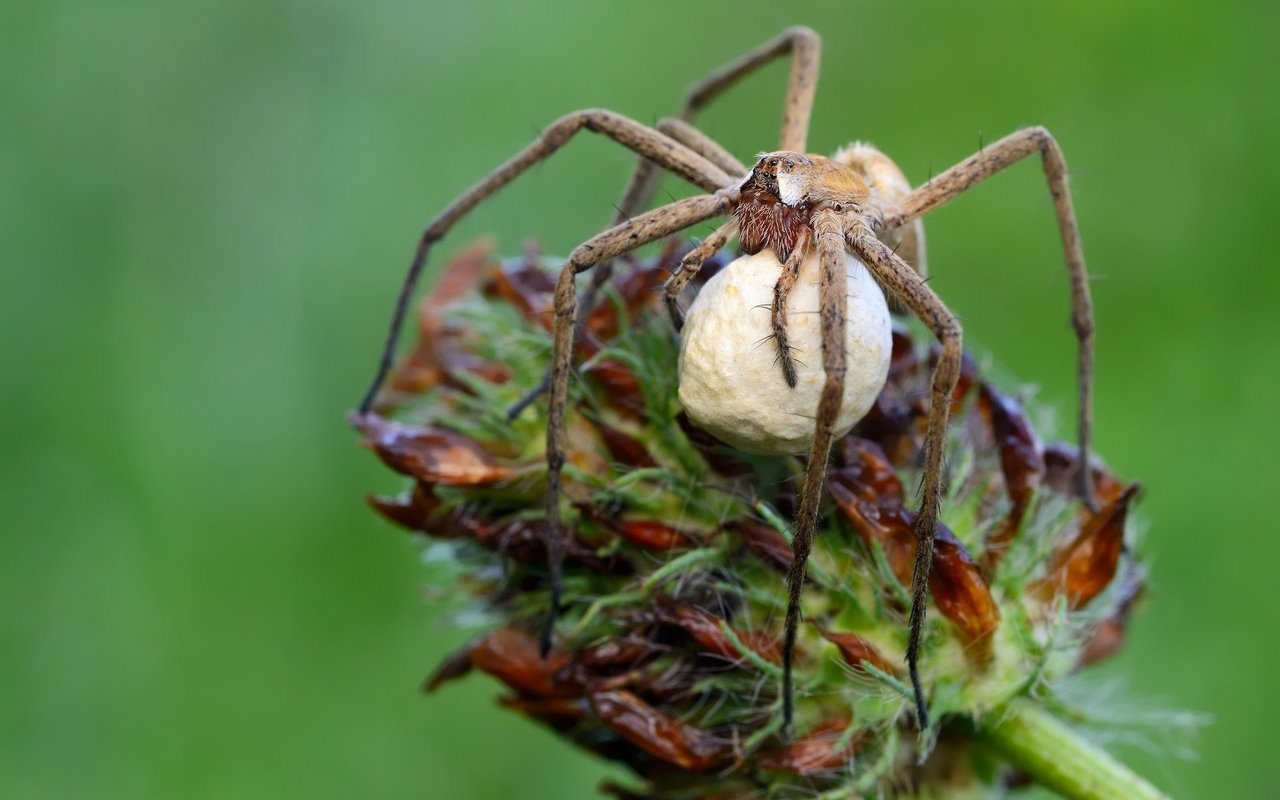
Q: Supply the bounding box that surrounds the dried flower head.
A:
[354,241,1166,799]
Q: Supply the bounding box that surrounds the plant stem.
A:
[975,700,1169,800]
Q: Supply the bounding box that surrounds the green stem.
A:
[976,700,1168,800]
[640,546,723,590]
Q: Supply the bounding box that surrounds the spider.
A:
[355,26,1097,734]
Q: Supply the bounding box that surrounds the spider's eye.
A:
[769,159,779,167]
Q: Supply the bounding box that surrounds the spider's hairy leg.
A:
[616,25,820,221]
[612,118,746,228]
[663,220,737,330]
[582,119,746,315]
[849,226,963,732]
[770,226,813,389]
[880,126,1096,510]
[686,25,820,152]
[355,109,731,415]
[655,119,747,178]
[780,210,845,736]
[543,192,735,655]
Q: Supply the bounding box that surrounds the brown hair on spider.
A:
[735,151,871,263]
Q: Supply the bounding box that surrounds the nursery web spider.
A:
[356,26,1096,733]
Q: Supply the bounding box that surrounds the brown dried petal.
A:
[888,324,918,378]
[676,412,754,476]
[468,627,577,699]
[1043,442,1126,506]
[929,525,1001,640]
[977,383,1044,567]
[578,637,658,669]
[589,689,733,772]
[471,516,624,574]
[497,694,587,725]
[365,481,439,531]
[729,518,793,574]
[434,336,514,389]
[757,716,860,775]
[487,259,555,330]
[835,437,906,507]
[979,383,1044,507]
[1079,571,1144,666]
[584,264,666,339]
[424,240,494,316]
[827,442,914,585]
[423,639,475,693]
[652,603,780,665]
[828,442,1000,638]
[577,503,695,552]
[592,419,658,468]
[388,242,508,395]
[616,520,694,551]
[818,627,897,674]
[1036,483,1140,610]
[584,359,645,418]
[351,413,515,485]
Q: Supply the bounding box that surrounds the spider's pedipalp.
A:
[769,226,812,387]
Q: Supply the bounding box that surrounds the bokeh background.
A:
[4,1,1277,797]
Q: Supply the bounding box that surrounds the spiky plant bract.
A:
[353,240,1173,799]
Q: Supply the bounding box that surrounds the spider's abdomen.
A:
[734,187,811,263]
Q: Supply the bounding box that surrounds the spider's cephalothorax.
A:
[735,152,871,262]
[357,25,1098,738]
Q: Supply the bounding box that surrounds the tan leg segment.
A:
[356,109,732,414]
[584,118,745,311]
[657,119,747,182]
[780,211,846,735]
[881,127,1095,509]
[684,26,821,152]
[543,192,734,654]
[770,226,813,389]
[663,221,737,330]
[615,26,821,222]
[849,226,962,731]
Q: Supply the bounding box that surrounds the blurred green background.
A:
[4,0,1277,797]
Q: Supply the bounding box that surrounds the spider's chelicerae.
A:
[356,26,1097,734]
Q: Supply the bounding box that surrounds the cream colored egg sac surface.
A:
[678,249,892,455]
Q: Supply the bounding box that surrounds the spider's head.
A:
[744,152,812,206]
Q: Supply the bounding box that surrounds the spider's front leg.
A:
[582,120,747,317]
[849,225,963,731]
[780,210,846,734]
[614,25,819,223]
[356,109,731,416]
[542,192,735,654]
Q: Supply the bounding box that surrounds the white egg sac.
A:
[678,248,892,455]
